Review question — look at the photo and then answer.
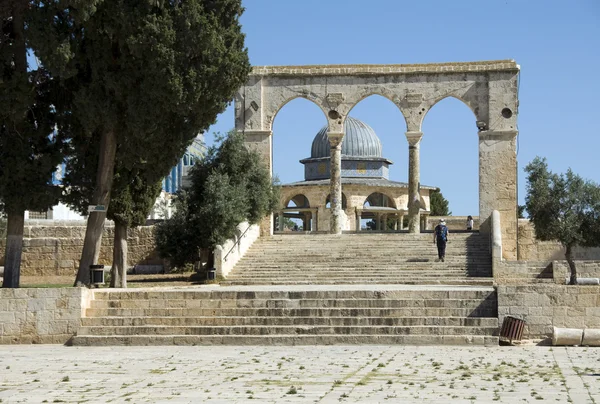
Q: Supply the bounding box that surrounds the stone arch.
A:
[419,94,480,132]
[347,91,409,131]
[363,192,397,209]
[286,194,310,208]
[266,95,328,133]
[236,62,519,258]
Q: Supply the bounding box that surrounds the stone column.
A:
[328,132,344,235]
[245,130,274,236]
[355,209,361,232]
[278,212,284,232]
[406,131,423,233]
[400,215,404,230]
[479,130,518,260]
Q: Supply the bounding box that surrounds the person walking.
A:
[466,215,474,231]
[433,218,449,262]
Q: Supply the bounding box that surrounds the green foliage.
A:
[29,0,250,219]
[525,157,600,283]
[155,131,279,268]
[276,216,296,231]
[29,0,251,151]
[518,205,526,219]
[153,191,199,268]
[429,188,452,216]
[0,2,64,216]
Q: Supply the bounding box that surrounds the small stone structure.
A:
[236,60,520,259]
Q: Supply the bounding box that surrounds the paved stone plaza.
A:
[0,345,598,403]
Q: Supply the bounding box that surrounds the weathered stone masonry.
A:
[0,221,160,276]
[236,61,520,259]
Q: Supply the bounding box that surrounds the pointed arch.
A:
[363,192,396,209]
[268,95,328,133]
[420,95,479,131]
[286,194,310,208]
[347,92,408,132]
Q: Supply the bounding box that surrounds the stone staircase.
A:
[222,232,493,286]
[71,232,500,346]
[70,285,498,346]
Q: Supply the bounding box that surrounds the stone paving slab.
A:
[0,345,598,403]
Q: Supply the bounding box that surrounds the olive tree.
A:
[525,157,600,284]
[155,131,279,270]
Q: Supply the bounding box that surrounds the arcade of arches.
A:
[235,60,520,259]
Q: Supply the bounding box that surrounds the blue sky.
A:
[206,0,600,216]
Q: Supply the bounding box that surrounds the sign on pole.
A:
[87,205,107,213]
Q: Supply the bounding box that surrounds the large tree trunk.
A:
[74,130,117,286]
[2,210,25,288]
[2,3,27,289]
[566,244,577,285]
[110,221,128,288]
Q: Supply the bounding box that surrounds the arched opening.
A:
[272,97,328,185]
[271,98,327,233]
[421,96,479,218]
[286,194,310,208]
[346,94,408,183]
[276,194,313,232]
[361,192,399,231]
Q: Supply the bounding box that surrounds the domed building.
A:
[277,117,435,232]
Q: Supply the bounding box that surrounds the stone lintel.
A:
[405,131,424,147]
[251,60,519,77]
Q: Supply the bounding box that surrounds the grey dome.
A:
[310,117,382,159]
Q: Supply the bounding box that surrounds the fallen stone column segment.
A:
[582,329,600,346]
[552,327,583,346]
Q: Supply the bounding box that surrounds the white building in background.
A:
[27,136,205,221]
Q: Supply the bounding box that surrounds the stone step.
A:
[80,316,499,327]
[90,298,495,310]
[77,324,498,337]
[91,287,496,300]
[221,279,494,286]
[85,306,497,318]
[70,334,499,346]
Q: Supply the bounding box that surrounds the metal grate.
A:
[500,316,525,344]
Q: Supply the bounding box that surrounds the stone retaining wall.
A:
[0,287,89,344]
[517,219,600,261]
[0,221,161,276]
[553,261,600,284]
[497,285,600,339]
[427,216,479,231]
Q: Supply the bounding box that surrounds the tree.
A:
[429,188,452,216]
[0,1,65,288]
[62,143,164,287]
[155,131,279,270]
[29,0,251,285]
[518,205,526,219]
[525,157,600,285]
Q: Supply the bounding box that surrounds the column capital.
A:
[327,131,344,148]
[405,131,424,146]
